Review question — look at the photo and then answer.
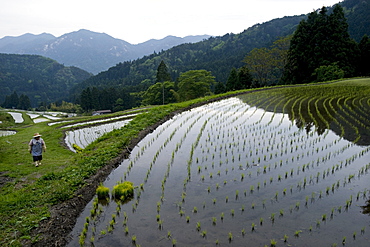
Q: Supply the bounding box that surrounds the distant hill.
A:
[74,0,370,95]
[0,30,210,74]
[0,54,91,107]
[74,15,306,93]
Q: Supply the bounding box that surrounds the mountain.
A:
[73,15,306,93]
[0,54,91,107]
[0,33,55,52]
[74,0,370,95]
[0,30,210,74]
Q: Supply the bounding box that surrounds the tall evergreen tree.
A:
[80,88,92,111]
[18,94,31,110]
[358,35,370,76]
[283,5,357,84]
[156,60,171,82]
[225,68,238,91]
[5,91,20,109]
[237,66,253,89]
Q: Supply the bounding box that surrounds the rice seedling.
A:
[270,213,275,222]
[279,209,284,216]
[294,230,302,237]
[284,234,289,242]
[196,221,201,231]
[212,217,217,225]
[131,235,137,244]
[270,239,277,247]
[158,219,163,229]
[322,214,327,221]
[228,232,233,242]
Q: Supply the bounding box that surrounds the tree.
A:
[283,5,357,84]
[142,81,176,105]
[156,60,171,82]
[312,63,345,82]
[225,68,238,91]
[2,91,20,109]
[244,47,273,86]
[244,35,291,86]
[214,82,226,94]
[237,66,253,89]
[177,70,215,101]
[80,88,92,111]
[18,94,31,110]
[358,35,370,76]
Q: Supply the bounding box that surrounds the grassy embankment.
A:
[0,89,250,246]
[0,78,368,246]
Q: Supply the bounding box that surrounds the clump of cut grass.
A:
[112,181,134,201]
[96,184,110,199]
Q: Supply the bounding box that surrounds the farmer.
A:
[28,133,46,167]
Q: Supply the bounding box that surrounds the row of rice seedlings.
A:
[84,84,370,245]
[65,119,131,151]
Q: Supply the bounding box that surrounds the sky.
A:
[0,0,341,44]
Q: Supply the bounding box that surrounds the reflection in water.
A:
[67,86,370,247]
[238,85,370,146]
[361,199,370,215]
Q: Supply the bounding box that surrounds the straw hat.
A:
[33,133,42,138]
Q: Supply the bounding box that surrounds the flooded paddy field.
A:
[68,80,370,246]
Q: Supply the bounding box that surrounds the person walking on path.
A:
[28,133,46,167]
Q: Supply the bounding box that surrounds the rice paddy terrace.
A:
[68,79,370,247]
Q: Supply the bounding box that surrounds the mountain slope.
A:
[0,30,210,74]
[0,54,91,107]
[0,33,55,52]
[75,0,370,94]
[74,14,306,93]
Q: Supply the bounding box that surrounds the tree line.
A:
[76,4,369,112]
[1,91,31,110]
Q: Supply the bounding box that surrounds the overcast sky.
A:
[1,0,340,44]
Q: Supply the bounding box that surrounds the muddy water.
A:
[68,97,370,247]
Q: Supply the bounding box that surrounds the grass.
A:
[0,98,222,246]
[1,78,370,246]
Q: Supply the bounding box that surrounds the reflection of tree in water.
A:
[361,199,370,215]
[238,90,370,146]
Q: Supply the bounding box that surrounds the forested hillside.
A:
[0,54,91,107]
[73,15,306,93]
[73,0,370,97]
